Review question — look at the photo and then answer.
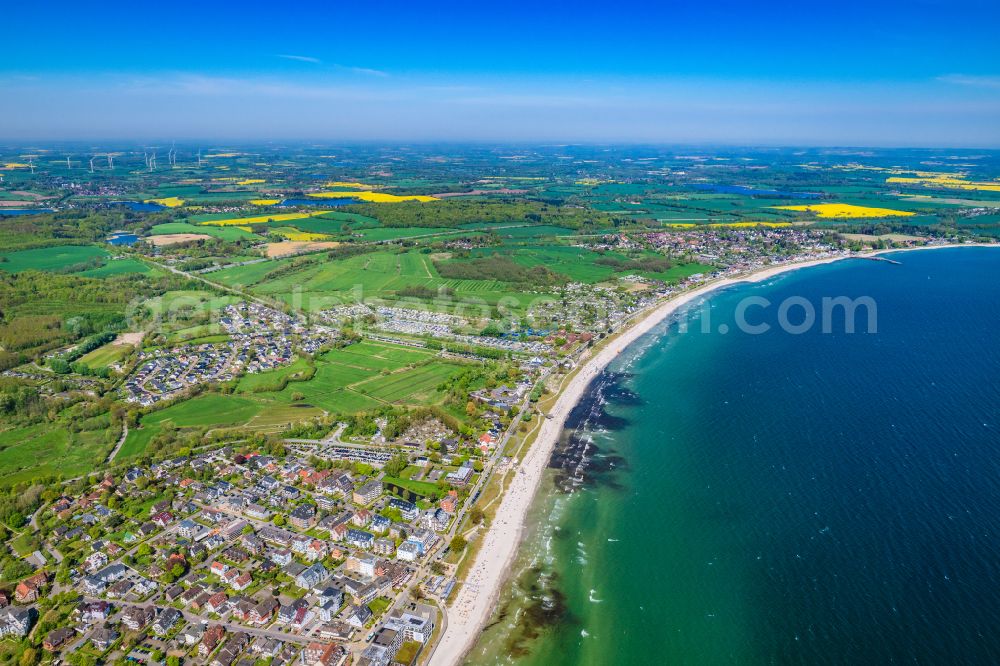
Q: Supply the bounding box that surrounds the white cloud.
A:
[276,54,322,64]
[937,74,1000,89]
[338,65,389,78]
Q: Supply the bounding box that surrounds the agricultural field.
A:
[77,257,156,277]
[0,420,112,486]
[237,356,314,392]
[119,393,266,460]
[0,245,108,273]
[212,249,542,314]
[148,222,260,241]
[773,203,916,219]
[255,340,465,413]
[2,142,999,490]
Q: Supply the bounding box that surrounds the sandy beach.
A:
[430,243,995,666]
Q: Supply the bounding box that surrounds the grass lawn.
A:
[237,357,314,392]
[0,245,108,273]
[144,394,262,428]
[77,342,133,369]
[243,403,325,431]
[382,475,440,498]
[117,426,156,460]
[239,340,468,415]
[10,533,40,557]
[234,250,545,315]
[353,362,461,404]
[395,641,422,666]
[210,258,295,287]
[0,422,111,485]
[77,258,156,277]
[367,596,392,618]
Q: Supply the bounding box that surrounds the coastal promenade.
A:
[430,245,992,665]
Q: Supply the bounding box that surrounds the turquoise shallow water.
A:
[467,248,1000,665]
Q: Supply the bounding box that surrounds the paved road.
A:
[106,422,129,462]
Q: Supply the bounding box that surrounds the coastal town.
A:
[3,0,999,661]
[0,224,960,666]
[1,134,996,666]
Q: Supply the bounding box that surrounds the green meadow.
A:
[0,245,108,273]
[0,422,112,486]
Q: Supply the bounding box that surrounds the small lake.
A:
[107,233,140,246]
[112,201,166,212]
[0,208,55,216]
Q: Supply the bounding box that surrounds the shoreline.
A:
[430,242,995,666]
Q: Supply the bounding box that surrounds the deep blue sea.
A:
[470,247,1000,665]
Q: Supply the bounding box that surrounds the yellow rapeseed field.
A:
[249,199,281,206]
[886,175,1000,193]
[307,191,438,203]
[199,211,331,227]
[325,181,375,190]
[237,179,266,186]
[146,197,185,208]
[1,163,31,169]
[773,203,914,218]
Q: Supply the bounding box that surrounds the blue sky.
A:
[2,0,999,145]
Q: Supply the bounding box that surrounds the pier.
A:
[864,256,902,265]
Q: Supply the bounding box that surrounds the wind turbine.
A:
[27,156,35,175]
[89,156,96,173]
[107,154,113,169]
[66,156,72,169]
[197,149,203,167]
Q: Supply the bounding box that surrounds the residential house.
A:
[396,541,420,562]
[121,605,155,631]
[206,592,229,614]
[76,600,112,623]
[249,597,278,625]
[0,608,32,638]
[43,627,76,652]
[343,604,372,629]
[353,480,382,506]
[269,548,293,566]
[346,529,375,550]
[199,624,225,656]
[153,607,182,635]
[90,626,118,650]
[388,498,418,521]
[295,562,328,590]
[232,572,253,592]
[386,611,434,643]
[289,504,317,529]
